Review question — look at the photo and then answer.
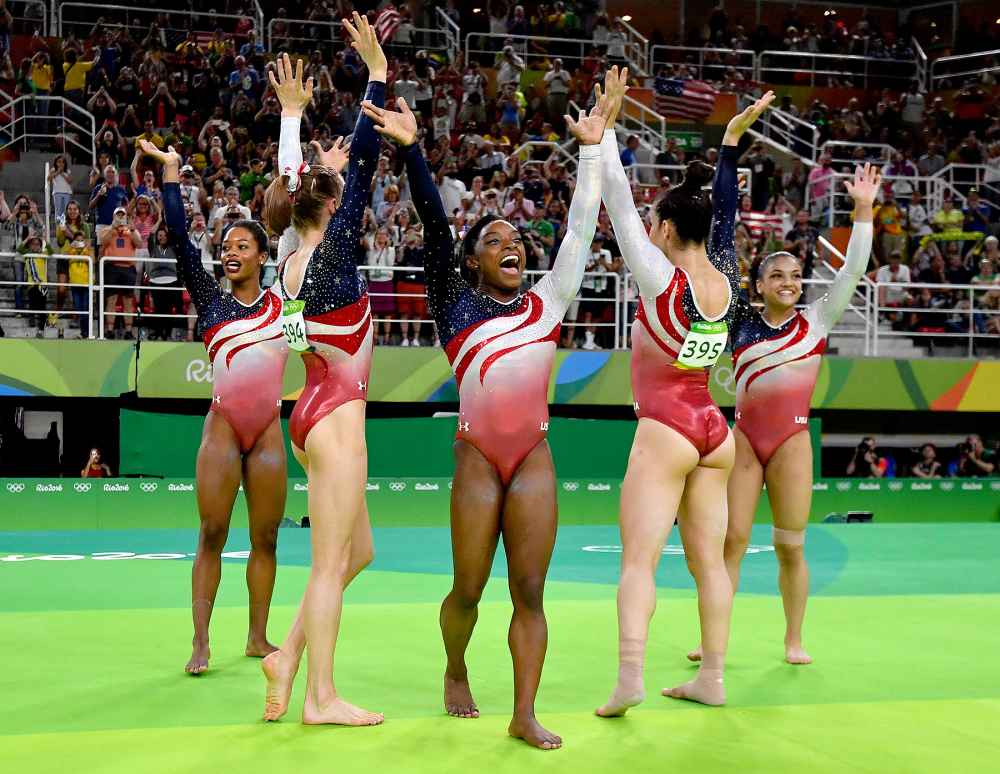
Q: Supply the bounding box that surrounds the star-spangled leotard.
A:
[732,221,873,465]
[600,129,740,456]
[164,182,288,453]
[403,141,602,484]
[274,81,383,450]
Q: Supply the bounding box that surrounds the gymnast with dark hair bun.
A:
[593,67,775,716]
[361,87,611,750]
[140,140,288,678]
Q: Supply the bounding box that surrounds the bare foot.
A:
[595,677,645,718]
[262,650,298,721]
[185,640,210,675]
[508,714,562,750]
[686,645,702,662]
[246,638,279,658]
[662,668,726,706]
[785,644,813,665]
[302,695,384,726]
[444,673,479,718]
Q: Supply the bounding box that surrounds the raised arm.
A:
[141,140,219,311]
[597,68,674,296]
[713,92,775,287]
[811,164,878,331]
[360,95,455,310]
[535,99,609,308]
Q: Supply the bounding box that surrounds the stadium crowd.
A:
[0,1,997,349]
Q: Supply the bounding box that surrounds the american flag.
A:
[374,4,402,43]
[653,77,718,121]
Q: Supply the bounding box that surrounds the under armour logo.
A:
[459,421,470,432]
[214,395,221,404]
[794,416,808,425]
[540,421,549,431]
[357,381,367,391]
[735,410,742,420]
[633,401,640,411]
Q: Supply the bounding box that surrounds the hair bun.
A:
[680,160,714,194]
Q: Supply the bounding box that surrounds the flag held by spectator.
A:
[653,77,718,121]
[374,4,402,43]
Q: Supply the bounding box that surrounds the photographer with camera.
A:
[845,436,889,478]
[949,435,997,478]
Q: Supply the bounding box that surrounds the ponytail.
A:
[263,169,343,235]
[653,160,715,245]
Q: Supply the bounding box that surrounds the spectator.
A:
[81,448,112,478]
[496,46,525,90]
[543,58,571,126]
[963,189,992,236]
[932,197,964,236]
[917,142,946,177]
[436,159,467,220]
[580,235,616,350]
[911,443,941,478]
[739,140,776,211]
[944,244,972,285]
[62,226,93,338]
[950,435,997,477]
[48,155,74,224]
[393,63,419,110]
[846,437,889,478]
[875,188,906,262]
[783,208,820,278]
[18,234,52,337]
[808,152,833,217]
[100,206,141,339]
[62,48,99,106]
[89,165,130,240]
[620,134,640,168]
[905,190,933,252]
[396,227,427,347]
[363,228,397,345]
[899,82,925,134]
[502,182,535,226]
[9,196,44,312]
[884,153,917,202]
[145,225,179,341]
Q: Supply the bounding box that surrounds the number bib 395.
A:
[281,299,310,352]
[676,321,728,369]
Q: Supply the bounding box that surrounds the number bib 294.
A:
[281,299,310,352]
[676,321,728,369]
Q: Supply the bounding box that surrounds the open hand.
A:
[268,53,313,116]
[566,90,612,146]
[594,65,629,128]
[343,11,387,81]
[361,97,417,146]
[723,91,775,146]
[843,162,881,220]
[139,140,181,168]
[309,136,350,173]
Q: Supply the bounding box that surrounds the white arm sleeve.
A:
[534,143,602,311]
[810,221,873,332]
[599,128,673,297]
[276,115,303,261]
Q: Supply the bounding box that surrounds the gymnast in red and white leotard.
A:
[704,164,877,667]
[355,90,609,748]
[257,34,384,729]
[140,142,288,677]
[594,68,775,716]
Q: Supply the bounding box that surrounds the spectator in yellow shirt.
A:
[875,188,906,261]
[62,48,99,106]
[932,197,965,236]
[63,227,94,338]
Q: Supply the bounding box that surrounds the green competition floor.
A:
[3,517,1000,773]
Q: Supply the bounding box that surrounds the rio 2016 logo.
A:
[185,359,214,383]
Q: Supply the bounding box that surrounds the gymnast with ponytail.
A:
[593,67,775,716]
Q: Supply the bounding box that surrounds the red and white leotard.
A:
[600,129,741,457]
[420,144,603,484]
[164,182,287,454]
[732,222,873,465]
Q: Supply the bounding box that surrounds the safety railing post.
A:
[612,273,621,350]
[88,255,94,339]
[98,257,105,339]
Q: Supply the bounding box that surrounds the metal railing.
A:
[266,17,452,58]
[8,0,47,34]
[434,6,461,62]
[929,47,1000,90]
[1,252,94,337]
[0,95,96,167]
[57,4,264,45]
[650,45,756,83]
[618,19,650,76]
[913,36,929,91]
[625,163,753,195]
[464,32,642,73]
[873,281,1000,358]
[757,50,917,89]
[745,99,821,163]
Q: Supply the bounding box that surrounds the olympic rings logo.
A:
[888,481,903,491]
[939,482,954,491]
[140,483,159,493]
[389,482,406,492]
[74,482,92,493]
[562,482,579,492]
[836,481,851,491]
[6,483,25,493]
[711,364,736,396]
